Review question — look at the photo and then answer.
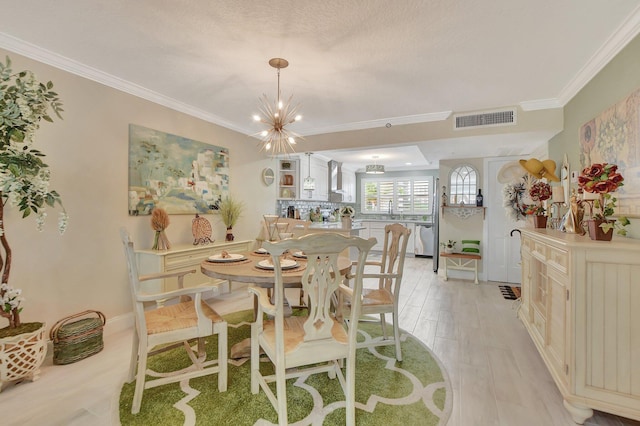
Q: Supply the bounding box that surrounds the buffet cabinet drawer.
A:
[137,240,252,295]
[547,246,568,275]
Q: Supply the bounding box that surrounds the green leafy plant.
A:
[0,56,67,329]
[440,240,456,250]
[217,196,245,228]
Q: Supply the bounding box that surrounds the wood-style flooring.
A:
[0,256,638,425]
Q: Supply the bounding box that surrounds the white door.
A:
[486,158,524,283]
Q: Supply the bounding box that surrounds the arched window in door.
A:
[449,164,478,205]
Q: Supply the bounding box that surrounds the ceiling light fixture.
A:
[253,58,302,157]
[365,156,385,174]
[303,152,315,197]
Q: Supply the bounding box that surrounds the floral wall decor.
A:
[502,174,536,222]
[128,124,229,215]
[580,87,640,217]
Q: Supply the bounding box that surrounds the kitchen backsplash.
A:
[276,200,432,222]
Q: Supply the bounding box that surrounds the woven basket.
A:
[49,310,106,365]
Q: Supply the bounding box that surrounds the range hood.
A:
[328,160,343,202]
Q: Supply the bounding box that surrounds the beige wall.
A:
[1,49,279,328]
[549,33,640,237]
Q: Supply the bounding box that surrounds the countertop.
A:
[356,218,434,225]
[307,222,366,231]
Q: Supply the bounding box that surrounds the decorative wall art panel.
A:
[580,87,640,217]
[128,124,229,215]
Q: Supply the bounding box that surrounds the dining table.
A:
[200,249,353,358]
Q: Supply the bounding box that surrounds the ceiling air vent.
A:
[454,109,516,130]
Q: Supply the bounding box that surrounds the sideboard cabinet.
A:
[518,229,640,424]
[136,240,253,297]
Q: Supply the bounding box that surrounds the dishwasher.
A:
[415,224,434,257]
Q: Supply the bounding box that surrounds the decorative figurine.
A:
[192,214,213,245]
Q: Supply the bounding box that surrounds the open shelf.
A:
[441,205,486,220]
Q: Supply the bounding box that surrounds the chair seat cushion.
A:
[262,316,347,353]
[362,288,393,306]
[146,301,223,335]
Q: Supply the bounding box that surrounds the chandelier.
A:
[303,152,315,197]
[365,156,385,174]
[253,58,302,157]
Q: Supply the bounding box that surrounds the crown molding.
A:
[556,4,640,106]
[300,111,452,136]
[0,32,248,135]
[519,98,563,111]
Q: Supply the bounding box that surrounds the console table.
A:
[519,229,640,424]
[136,240,253,297]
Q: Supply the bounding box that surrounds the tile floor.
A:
[0,256,638,425]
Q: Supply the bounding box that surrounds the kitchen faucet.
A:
[388,200,393,214]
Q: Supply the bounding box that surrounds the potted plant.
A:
[217,196,245,241]
[578,163,629,240]
[526,181,551,228]
[0,56,68,388]
[440,240,456,253]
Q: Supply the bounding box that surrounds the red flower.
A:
[578,163,624,194]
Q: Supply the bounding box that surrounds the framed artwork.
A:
[579,87,640,217]
[128,124,229,215]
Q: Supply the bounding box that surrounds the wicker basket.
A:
[49,310,106,365]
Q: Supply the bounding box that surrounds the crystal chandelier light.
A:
[253,58,302,157]
[365,156,385,174]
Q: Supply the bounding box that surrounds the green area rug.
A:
[119,310,452,425]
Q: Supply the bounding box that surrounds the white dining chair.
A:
[120,228,227,414]
[249,232,375,426]
[338,222,411,361]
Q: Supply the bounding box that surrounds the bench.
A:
[440,252,481,284]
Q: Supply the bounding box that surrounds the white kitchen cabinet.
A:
[341,167,357,202]
[360,220,416,254]
[136,240,253,297]
[299,154,328,201]
[404,222,415,254]
[519,229,640,424]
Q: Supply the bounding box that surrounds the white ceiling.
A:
[1,1,640,171]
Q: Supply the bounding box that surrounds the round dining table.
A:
[200,250,353,288]
[200,250,354,359]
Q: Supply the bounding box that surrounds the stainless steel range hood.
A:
[328,160,343,202]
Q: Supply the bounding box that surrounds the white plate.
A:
[256,259,298,270]
[207,253,246,263]
[292,251,307,258]
[254,248,269,254]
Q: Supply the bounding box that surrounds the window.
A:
[448,165,478,205]
[362,176,433,214]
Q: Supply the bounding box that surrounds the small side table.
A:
[440,252,482,284]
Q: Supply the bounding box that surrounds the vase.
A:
[586,219,613,241]
[532,215,548,229]
[341,215,352,229]
[444,247,454,254]
[0,323,47,392]
[225,227,235,242]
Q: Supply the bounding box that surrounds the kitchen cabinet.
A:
[519,229,640,424]
[341,167,357,202]
[299,154,328,201]
[360,220,415,254]
[277,158,299,200]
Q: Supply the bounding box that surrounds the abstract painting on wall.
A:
[128,124,229,215]
[580,87,640,217]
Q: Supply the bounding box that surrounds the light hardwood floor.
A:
[0,256,638,426]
